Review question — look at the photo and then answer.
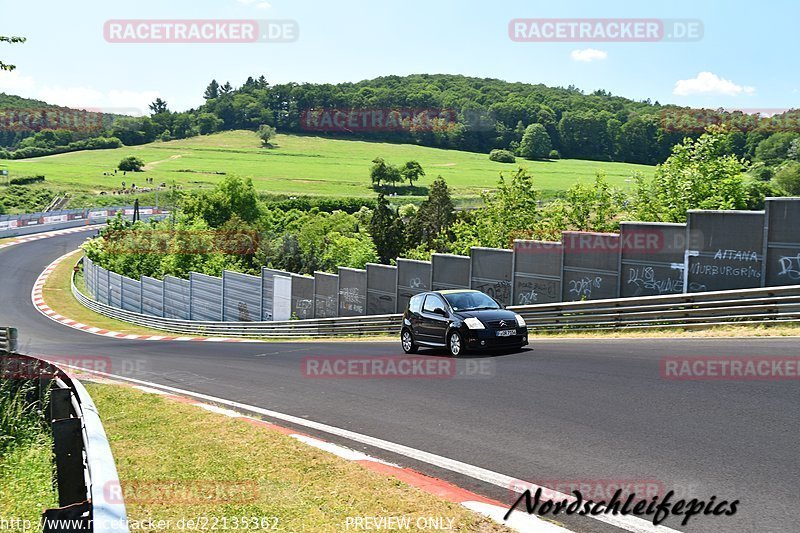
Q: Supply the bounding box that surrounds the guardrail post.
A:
[52,417,88,506]
[5,327,17,353]
[50,387,73,421]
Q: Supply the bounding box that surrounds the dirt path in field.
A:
[143,154,184,170]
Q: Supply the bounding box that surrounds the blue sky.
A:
[0,0,795,115]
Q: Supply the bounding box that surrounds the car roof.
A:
[436,289,481,295]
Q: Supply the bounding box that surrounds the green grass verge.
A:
[0,380,57,530]
[86,382,508,532]
[44,250,175,337]
[4,131,654,201]
[0,436,56,529]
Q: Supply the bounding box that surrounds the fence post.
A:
[5,327,17,353]
[52,417,88,506]
[189,275,194,320]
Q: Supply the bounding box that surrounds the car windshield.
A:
[443,292,501,312]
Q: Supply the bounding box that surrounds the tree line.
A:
[3,74,800,172]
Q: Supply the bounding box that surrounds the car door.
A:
[419,294,449,345]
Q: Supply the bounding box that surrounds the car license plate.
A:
[496,329,516,337]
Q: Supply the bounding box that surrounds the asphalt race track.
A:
[1,232,797,533]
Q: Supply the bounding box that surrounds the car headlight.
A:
[464,317,485,330]
[515,314,526,327]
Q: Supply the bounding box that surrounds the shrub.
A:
[774,162,800,195]
[549,149,561,159]
[118,156,145,172]
[489,149,516,163]
[9,175,45,185]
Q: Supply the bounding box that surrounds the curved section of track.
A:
[1,232,797,533]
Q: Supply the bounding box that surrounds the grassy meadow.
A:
[2,131,654,203]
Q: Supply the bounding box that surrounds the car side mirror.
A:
[433,307,448,317]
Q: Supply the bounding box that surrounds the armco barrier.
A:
[0,206,167,238]
[0,328,128,532]
[73,259,800,336]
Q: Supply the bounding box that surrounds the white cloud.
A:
[0,72,156,115]
[570,48,608,62]
[0,70,37,92]
[673,72,755,97]
[236,0,271,8]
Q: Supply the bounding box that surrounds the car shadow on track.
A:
[412,347,533,359]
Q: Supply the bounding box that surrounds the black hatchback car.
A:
[401,290,528,357]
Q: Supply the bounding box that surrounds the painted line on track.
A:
[57,363,680,533]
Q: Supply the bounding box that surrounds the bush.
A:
[258,124,276,146]
[489,149,516,163]
[263,196,376,214]
[0,186,56,212]
[774,162,800,195]
[118,156,145,172]
[8,136,121,159]
[751,164,774,182]
[8,175,45,185]
[549,149,561,159]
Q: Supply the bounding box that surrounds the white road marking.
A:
[463,501,572,533]
[133,385,170,395]
[196,403,242,417]
[291,434,397,465]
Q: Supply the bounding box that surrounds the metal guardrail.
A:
[0,328,128,532]
[72,260,800,337]
[510,285,800,331]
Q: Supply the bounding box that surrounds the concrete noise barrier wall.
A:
[272,275,292,321]
[120,276,142,313]
[686,210,765,292]
[141,276,164,317]
[83,257,96,299]
[469,247,513,306]
[338,267,367,317]
[431,254,470,291]
[396,259,431,312]
[261,268,290,321]
[291,274,315,320]
[763,197,800,287]
[620,222,687,297]
[561,232,621,302]
[313,272,339,318]
[512,240,562,305]
[367,263,398,314]
[189,272,223,321]
[223,270,262,322]
[108,272,122,309]
[163,275,190,320]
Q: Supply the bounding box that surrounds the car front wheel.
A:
[401,329,418,354]
[448,330,464,357]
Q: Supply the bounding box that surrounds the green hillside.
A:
[3,130,654,200]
